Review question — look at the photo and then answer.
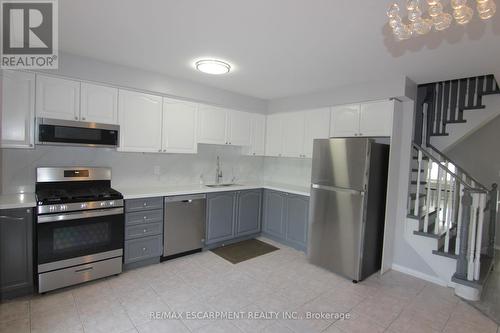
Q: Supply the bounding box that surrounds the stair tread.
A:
[461,105,486,111]
[433,235,458,259]
[480,91,500,96]
[444,119,467,124]
[407,207,439,220]
[452,255,494,288]
[410,193,426,200]
[430,132,450,137]
[411,180,428,185]
[412,168,425,172]
[414,221,456,240]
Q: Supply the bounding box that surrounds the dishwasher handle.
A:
[165,194,206,203]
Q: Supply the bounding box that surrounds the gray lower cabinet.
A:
[262,189,309,251]
[285,194,309,249]
[206,189,262,245]
[124,235,163,264]
[0,208,33,298]
[262,190,286,238]
[206,192,237,244]
[236,190,262,236]
[124,197,163,266]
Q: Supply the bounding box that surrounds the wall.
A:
[36,52,268,113]
[385,101,444,279]
[0,145,264,194]
[267,76,413,113]
[447,113,500,247]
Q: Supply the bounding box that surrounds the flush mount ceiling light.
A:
[195,59,231,75]
[387,0,497,41]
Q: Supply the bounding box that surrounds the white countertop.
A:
[116,182,310,200]
[0,193,37,210]
[0,183,310,209]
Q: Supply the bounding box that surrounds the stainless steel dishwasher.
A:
[163,194,206,258]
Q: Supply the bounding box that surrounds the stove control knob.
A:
[81,203,87,209]
[60,205,67,211]
[108,201,115,206]
[100,202,106,207]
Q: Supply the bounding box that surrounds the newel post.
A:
[456,189,473,280]
[488,184,498,258]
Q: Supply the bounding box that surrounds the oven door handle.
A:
[38,207,124,224]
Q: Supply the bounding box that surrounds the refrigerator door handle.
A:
[311,183,365,196]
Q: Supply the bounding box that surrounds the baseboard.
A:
[494,245,500,251]
[391,263,448,287]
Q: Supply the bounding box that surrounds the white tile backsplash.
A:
[1,145,313,194]
[262,156,312,188]
[0,145,264,194]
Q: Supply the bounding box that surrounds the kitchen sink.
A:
[205,183,240,188]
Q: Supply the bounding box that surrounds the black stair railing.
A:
[414,74,500,146]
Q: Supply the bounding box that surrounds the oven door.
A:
[36,118,119,148]
[37,208,124,270]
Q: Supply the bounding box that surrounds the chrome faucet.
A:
[215,156,223,184]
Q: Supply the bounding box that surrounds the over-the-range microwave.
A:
[36,118,119,148]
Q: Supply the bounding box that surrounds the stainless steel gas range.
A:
[35,167,124,293]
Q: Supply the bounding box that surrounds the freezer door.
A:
[310,138,369,192]
[307,184,365,280]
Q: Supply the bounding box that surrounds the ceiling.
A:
[60,0,500,100]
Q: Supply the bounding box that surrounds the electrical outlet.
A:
[153,166,161,176]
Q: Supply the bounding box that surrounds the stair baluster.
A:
[455,190,473,280]
[455,177,466,255]
[467,194,479,281]
[414,150,423,216]
[444,174,456,253]
[423,161,434,233]
[474,193,487,281]
[435,166,443,234]
[488,184,498,258]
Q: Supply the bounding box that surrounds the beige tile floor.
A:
[0,237,497,333]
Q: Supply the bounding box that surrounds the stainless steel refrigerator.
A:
[307,138,389,282]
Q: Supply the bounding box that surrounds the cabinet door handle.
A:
[74,116,78,120]
[82,117,86,121]
[142,247,147,251]
[0,216,25,221]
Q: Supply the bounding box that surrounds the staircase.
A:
[407,75,500,301]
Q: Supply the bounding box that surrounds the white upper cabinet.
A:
[197,105,227,145]
[227,110,251,146]
[303,107,331,157]
[330,104,361,137]
[80,83,118,124]
[359,100,394,137]
[36,75,80,121]
[281,111,305,158]
[197,105,252,146]
[247,113,266,156]
[118,90,163,152]
[1,70,35,149]
[265,113,283,157]
[162,98,198,154]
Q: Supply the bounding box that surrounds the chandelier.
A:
[387,0,497,40]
